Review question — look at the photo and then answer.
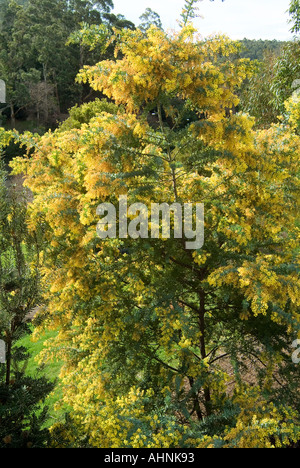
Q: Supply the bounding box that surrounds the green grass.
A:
[17,328,68,428]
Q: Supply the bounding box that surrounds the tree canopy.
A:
[6,22,300,448]
[0,0,133,127]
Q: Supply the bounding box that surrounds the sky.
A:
[112,0,295,41]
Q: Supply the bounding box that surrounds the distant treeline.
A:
[238,38,287,61]
[0,0,291,135]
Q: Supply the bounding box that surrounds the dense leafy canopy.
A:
[0,0,133,127]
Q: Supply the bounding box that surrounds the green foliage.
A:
[238,39,286,61]
[272,40,300,113]
[289,0,300,33]
[238,38,300,127]
[0,372,54,448]
[240,51,280,127]
[139,8,163,33]
[58,97,120,131]
[180,0,202,27]
[0,159,54,447]
[0,0,133,126]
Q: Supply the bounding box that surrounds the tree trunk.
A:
[157,103,178,202]
[199,289,212,416]
[43,63,49,123]
[5,334,12,386]
[189,376,203,421]
[10,103,16,129]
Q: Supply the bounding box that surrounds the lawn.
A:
[17,327,68,428]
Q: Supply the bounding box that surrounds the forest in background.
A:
[0,1,290,133]
[0,0,299,449]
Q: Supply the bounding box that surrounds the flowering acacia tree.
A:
[6,22,300,447]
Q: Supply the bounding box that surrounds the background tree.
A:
[138,8,163,34]
[240,50,280,127]
[238,39,285,61]
[271,40,300,114]
[235,0,299,124]
[0,1,39,128]
[0,0,133,128]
